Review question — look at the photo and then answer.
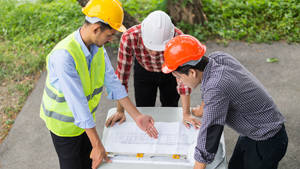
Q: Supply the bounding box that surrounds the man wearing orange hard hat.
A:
[162,35,288,169]
[40,1,158,169]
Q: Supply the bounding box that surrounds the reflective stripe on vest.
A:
[41,101,99,122]
[45,85,103,102]
[40,31,105,137]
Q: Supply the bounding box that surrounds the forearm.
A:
[194,161,206,169]
[200,101,204,108]
[181,94,191,115]
[118,96,141,121]
[198,101,205,116]
[85,127,103,148]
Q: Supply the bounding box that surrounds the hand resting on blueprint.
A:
[106,112,158,139]
[105,111,126,127]
[105,97,159,139]
[183,114,201,129]
[109,97,159,138]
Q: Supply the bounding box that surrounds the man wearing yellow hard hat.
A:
[39,0,158,169]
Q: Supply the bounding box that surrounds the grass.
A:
[0,0,299,143]
[177,0,300,43]
[0,0,83,143]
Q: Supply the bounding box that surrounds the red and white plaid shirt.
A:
[116,24,191,95]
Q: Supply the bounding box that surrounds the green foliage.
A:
[120,0,166,21]
[0,0,83,139]
[5,120,14,125]
[177,0,300,43]
[0,0,83,82]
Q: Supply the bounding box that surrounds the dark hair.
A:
[175,56,209,75]
[84,20,113,31]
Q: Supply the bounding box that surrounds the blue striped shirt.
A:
[194,51,285,164]
[48,29,127,129]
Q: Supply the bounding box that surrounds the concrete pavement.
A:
[0,42,299,169]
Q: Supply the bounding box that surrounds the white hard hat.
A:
[141,10,175,51]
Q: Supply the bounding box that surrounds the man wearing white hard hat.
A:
[39,1,158,169]
[105,10,202,129]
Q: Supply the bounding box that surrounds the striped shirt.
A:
[116,24,191,95]
[194,51,285,164]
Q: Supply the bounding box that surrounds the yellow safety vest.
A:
[40,32,105,137]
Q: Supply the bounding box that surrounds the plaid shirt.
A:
[194,51,285,164]
[116,24,191,95]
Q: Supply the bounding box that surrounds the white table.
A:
[100,107,227,169]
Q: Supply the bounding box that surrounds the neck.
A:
[80,26,92,50]
[198,71,204,84]
[198,56,209,71]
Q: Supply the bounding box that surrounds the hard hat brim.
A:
[161,64,174,74]
[115,24,127,32]
[143,41,165,51]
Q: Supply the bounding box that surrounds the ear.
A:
[189,69,197,78]
[91,24,101,34]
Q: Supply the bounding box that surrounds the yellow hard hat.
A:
[82,0,127,32]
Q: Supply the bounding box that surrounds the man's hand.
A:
[105,111,126,127]
[192,104,204,117]
[85,128,111,169]
[194,161,206,169]
[180,94,201,129]
[135,114,158,138]
[90,144,111,169]
[117,97,158,138]
[183,114,201,129]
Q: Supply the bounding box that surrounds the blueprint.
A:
[100,108,227,168]
[102,122,199,165]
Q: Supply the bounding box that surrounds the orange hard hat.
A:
[162,35,206,73]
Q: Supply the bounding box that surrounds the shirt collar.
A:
[74,28,99,59]
[201,57,212,91]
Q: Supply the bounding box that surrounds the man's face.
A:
[93,27,116,47]
[172,70,200,89]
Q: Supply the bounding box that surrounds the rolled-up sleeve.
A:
[103,48,128,100]
[177,81,192,95]
[194,86,229,163]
